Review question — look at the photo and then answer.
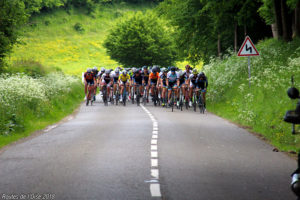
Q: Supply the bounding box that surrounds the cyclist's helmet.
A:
[163,68,168,73]
[105,69,110,74]
[142,66,148,70]
[132,68,137,73]
[193,69,198,75]
[199,72,205,77]
[185,64,191,69]
[115,69,120,74]
[87,68,92,73]
[122,70,127,75]
[152,66,158,73]
[93,66,98,71]
[170,66,176,72]
[101,67,105,73]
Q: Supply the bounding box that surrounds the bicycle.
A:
[110,85,114,105]
[185,85,190,110]
[136,84,141,106]
[153,85,159,106]
[198,89,205,114]
[122,84,127,106]
[86,83,94,106]
[169,87,176,112]
[102,84,108,106]
[131,85,135,104]
[178,87,184,111]
[143,84,148,106]
[115,83,120,106]
[192,88,197,112]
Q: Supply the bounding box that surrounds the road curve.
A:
[0,97,296,200]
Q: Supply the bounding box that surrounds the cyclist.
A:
[196,72,208,108]
[92,67,99,101]
[188,69,199,107]
[167,66,180,106]
[97,67,106,92]
[159,68,168,107]
[149,66,160,102]
[84,68,96,101]
[132,68,143,100]
[101,69,113,101]
[183,64,192,101]
[142,66,150,102]
[119,70,131,102]
[111,68,120,99]
[177,70,185,105]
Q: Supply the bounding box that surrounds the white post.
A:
[248,56,251,87]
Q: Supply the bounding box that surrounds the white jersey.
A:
[167,71,179,83]
[110,71,120,82]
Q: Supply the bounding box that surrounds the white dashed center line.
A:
[141,105,162,198]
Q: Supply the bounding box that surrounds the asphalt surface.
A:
[0,96,297,200]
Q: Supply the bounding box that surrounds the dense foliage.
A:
[104,11,178,67]
[0,0,28,70]
[157,0,299,64]
[203,38,300,151]
[0,73,82,136]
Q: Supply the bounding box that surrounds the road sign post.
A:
[237,36,260,88]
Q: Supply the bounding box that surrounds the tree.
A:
[103,11,178,67]
[0,0,28,70]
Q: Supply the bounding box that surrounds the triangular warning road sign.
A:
[237,36,259,56]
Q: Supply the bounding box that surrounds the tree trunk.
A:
[271,23,279,39]
[281,0,292,41]
[217,34,221,58]
[234,22,238,53]
[294,1,300,38]
[274,0,283,39]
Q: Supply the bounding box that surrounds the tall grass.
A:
[0,73,83,148]
[204,38,300,151]
[6,4,156,75]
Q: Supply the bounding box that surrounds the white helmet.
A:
[105,69,110,74]
[93,66,98,71]
[122,70,127,75]
[87,68,92,73]
[101,67,105,72]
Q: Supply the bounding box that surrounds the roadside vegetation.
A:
[0,72,83,148]
[204,38,300,152]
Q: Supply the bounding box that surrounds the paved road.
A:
[0,97,297,200]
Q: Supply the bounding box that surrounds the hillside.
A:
[5,3,155,75]
[204,38,300,152]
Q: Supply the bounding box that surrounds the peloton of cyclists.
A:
[84,65,208,109]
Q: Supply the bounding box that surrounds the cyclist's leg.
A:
[84,82,88,98]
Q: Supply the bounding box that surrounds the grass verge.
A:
[204,38,300,152]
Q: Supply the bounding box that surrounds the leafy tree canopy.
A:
[104,11,178,67]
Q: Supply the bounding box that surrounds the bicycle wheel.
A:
[193,93,197,112]
[123,90,126,106]
[199,94,205,114]
[136,87,140,106]
[171,90,174,112]
[132,87,135,104]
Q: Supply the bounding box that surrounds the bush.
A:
[8,60,47,77]
[0,73,82,135]
[44,20,51,26]
[74,22,85,32]
[104,11,178,67]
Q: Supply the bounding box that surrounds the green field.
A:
[6,3,156,75]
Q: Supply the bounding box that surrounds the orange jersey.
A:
[149,72,159,80]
